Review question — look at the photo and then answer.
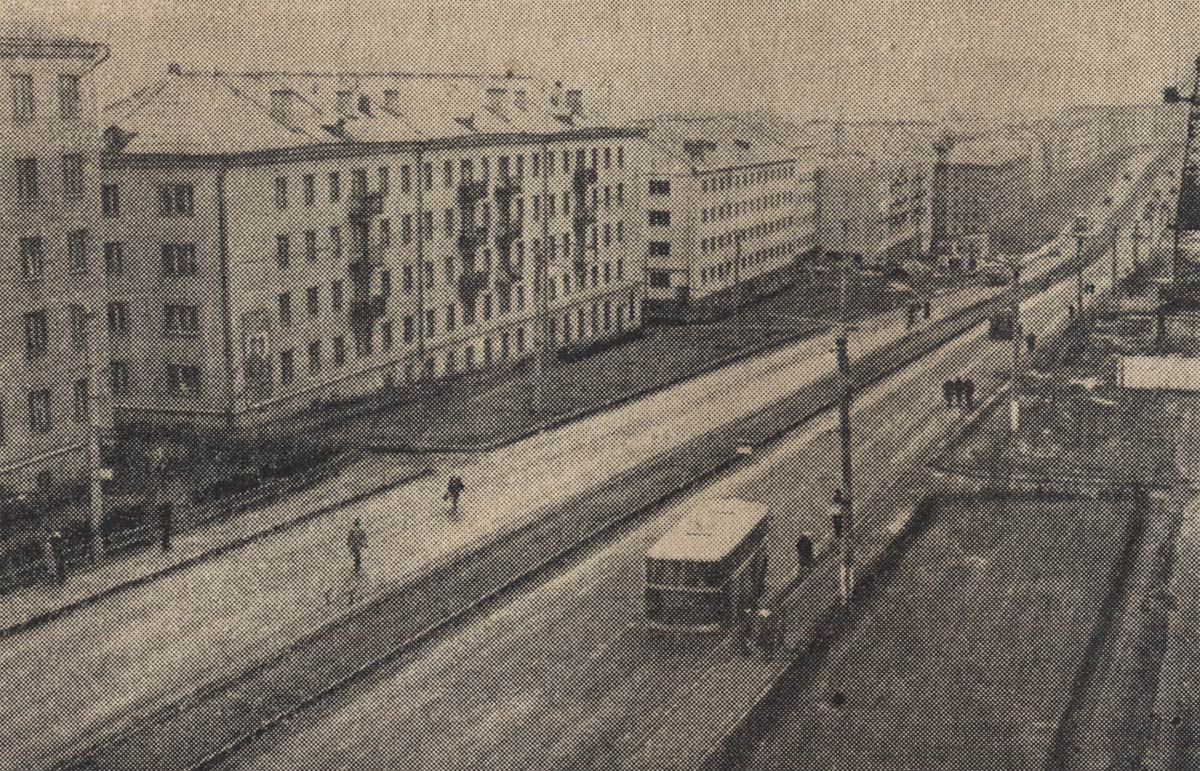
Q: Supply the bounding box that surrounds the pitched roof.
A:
[103,69,627,158]
[640,116,802,175]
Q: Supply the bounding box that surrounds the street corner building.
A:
[97,68,649,432]
[0,36,112,510]
[637,116,819,323]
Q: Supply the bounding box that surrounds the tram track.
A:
[53,158,1166,771]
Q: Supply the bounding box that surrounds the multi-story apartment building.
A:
[640,118,818,321]
[1,37,111,507]
[99,69,646,430]
[930,137,1034,267]
[817,151,932,267]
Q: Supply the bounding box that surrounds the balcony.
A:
[457,225,489,254]
[495,174,522,200]
[495,219,523,248]
[349,191,384,222]
[573,166,597,191]
[458,180,489,209]
[457,269,489,301]
[349,295,387,323]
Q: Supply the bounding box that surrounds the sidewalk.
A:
[11,264,1007,771]
[0,452,433,637]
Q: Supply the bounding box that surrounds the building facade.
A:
[816,152,932,267]
[640,118,818,322]
[0,37,111,503]
[100,70,646,430]
[930,138,1034,267]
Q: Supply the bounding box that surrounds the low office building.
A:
[640,117,818,322]
[100,68,646,431]
[1,36,111,504]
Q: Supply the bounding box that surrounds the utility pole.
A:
[1073,218,1088,326]
[1008,260,1023,433]
[837,219,855,605]
[533,144,553,430]
[82,313,106,560]
[733,230,744,350]
[1111,227,1121,317]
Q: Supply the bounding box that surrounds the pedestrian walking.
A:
[953,377,966,406]
[757,608,777,658]
[47,529,66,586]
[444,475,466,518]
[158,502,174,553]
[1026,333,1036,354]
[906,303,916,329]
[942,379,954,408]
[965,378,976,408]
[795,532,814,572]
[1068,304,1075,318]
[923,300,932,319]
[347,518,367,575]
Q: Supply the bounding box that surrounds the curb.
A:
[363,323,832,454]
[0,466,434,640]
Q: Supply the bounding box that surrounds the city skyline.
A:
[3,0,1197,121]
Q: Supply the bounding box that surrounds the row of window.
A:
[269,145,628,212]
[15,230,91,280]
[699,216,798,254]
[700,190,795,224]
[0,383,91,442]
[8,155,87,207]
[7,72,83,123]
[100,183,194,218]
[699,163,798,194]
[698,242,795,286]
[531,183,626,221]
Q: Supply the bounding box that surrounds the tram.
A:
[644,499,771,632]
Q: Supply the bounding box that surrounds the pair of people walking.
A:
[942,377,976,408]
[345,475,468,575]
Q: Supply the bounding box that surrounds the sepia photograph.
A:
[1,0,1198,768]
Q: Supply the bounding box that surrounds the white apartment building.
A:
[641,118,818,322]
[100,68,645,430]
[0,37,111,504]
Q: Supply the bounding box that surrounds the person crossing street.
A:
[347,518,367,576]
[444,475,466,518]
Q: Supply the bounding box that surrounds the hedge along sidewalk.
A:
[0,453,433,638]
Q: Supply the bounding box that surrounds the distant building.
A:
[639,117,818,322]
[816,151,932,267]
[100,69,646,430]
[931,137,1035,267]
[0,36,111,504]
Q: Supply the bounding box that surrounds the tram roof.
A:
[647,499,769,563]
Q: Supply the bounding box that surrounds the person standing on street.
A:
[830,489,846,540]
[347,518,367,575]
[158,502,174,553]
[47,529,66,586]
[964,378,976,408]
[444,475,466,518]
[943,379,954,408]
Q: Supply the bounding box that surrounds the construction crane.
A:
[1163,56,1200,286]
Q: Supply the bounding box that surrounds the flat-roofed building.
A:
[639,117,818,322]
[0,36,111,506]
[100,69,646,430]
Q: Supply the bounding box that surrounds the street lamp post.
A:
[1111,227,1121,318]
[836,218,855,605]
[1073,218,1088,327]
[82,313,106,560]
[733,230,745,350]
[1008,260,1023,433]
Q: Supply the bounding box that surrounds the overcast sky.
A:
[3,0,1198,120]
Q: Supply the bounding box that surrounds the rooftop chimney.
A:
[336,90,353,117]
[269,89,297,128]
[514,89,527,111]
[564,89,582,117]
[383,89,400,113]
[358,93,372,115]
[167,63,182,75]
[486,87,506,116]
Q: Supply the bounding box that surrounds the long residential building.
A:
[640,117,818,322]
[1,36,111,502]
[99,68,646,430]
